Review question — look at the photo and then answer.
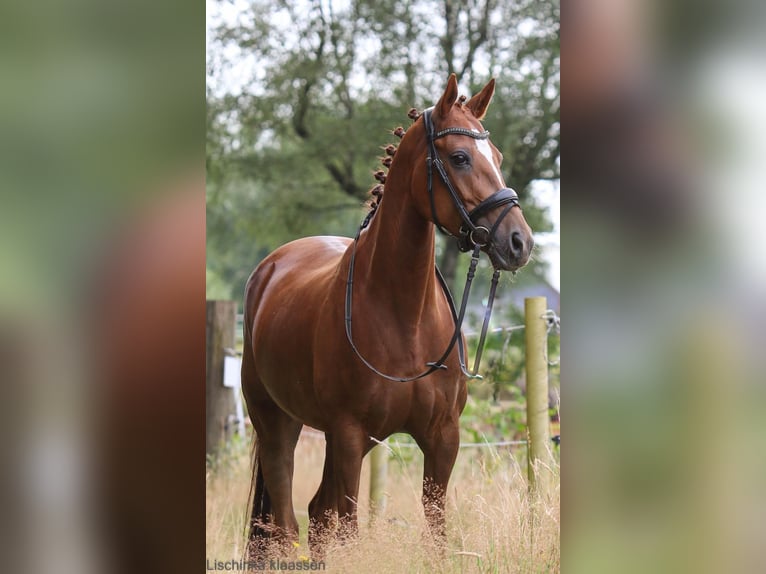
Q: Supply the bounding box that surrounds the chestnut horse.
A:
[242,74,533,556]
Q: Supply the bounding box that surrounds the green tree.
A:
[207,0,559,298]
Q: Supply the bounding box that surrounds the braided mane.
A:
[365,97,470,214]
[365,107,419,213]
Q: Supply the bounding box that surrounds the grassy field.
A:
[206,430,559,573]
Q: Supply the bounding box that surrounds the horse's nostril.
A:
[510,231,525,257]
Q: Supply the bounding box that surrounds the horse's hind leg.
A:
[242,345,302,556]
[246,397,302,555]
[308,427,372,556]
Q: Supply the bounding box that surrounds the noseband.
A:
[344,109,523,382]
[423,108,519,252]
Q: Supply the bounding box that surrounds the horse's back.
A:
[245,235,349,305]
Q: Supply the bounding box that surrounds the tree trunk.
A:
[438,240,461,288]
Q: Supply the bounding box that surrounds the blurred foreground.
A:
[565,0,766,572]
[0,1,205,573]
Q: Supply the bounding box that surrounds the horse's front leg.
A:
[418,418,460,541]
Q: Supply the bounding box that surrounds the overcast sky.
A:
[530,180,560,291]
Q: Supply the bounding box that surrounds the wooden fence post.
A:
[525,296,554,496]
[369,442,388,522]
[206,300,237,458]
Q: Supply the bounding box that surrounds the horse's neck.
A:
[355,184,439,323]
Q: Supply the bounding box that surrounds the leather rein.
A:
[344,108,520,382]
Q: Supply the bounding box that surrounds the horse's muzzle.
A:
[487,228,534,271]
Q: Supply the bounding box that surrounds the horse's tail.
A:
[244,436,272,559]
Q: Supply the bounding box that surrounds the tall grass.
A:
[206,431,559,573]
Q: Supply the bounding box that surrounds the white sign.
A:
[223,356,242,388]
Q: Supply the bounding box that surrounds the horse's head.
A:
[408,74,534,271]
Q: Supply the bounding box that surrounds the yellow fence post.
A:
[524,296,554,497]
[369,441,388,523]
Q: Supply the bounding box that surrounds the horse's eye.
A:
[450,152,470,167]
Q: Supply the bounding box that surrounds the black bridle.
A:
[423,108,520,253]
[344,108,521,382]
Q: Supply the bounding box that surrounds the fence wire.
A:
[301,428,549,450]
[464,309,560,366]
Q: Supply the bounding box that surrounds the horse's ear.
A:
[465,78,496,120]
[435,73,459,119]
